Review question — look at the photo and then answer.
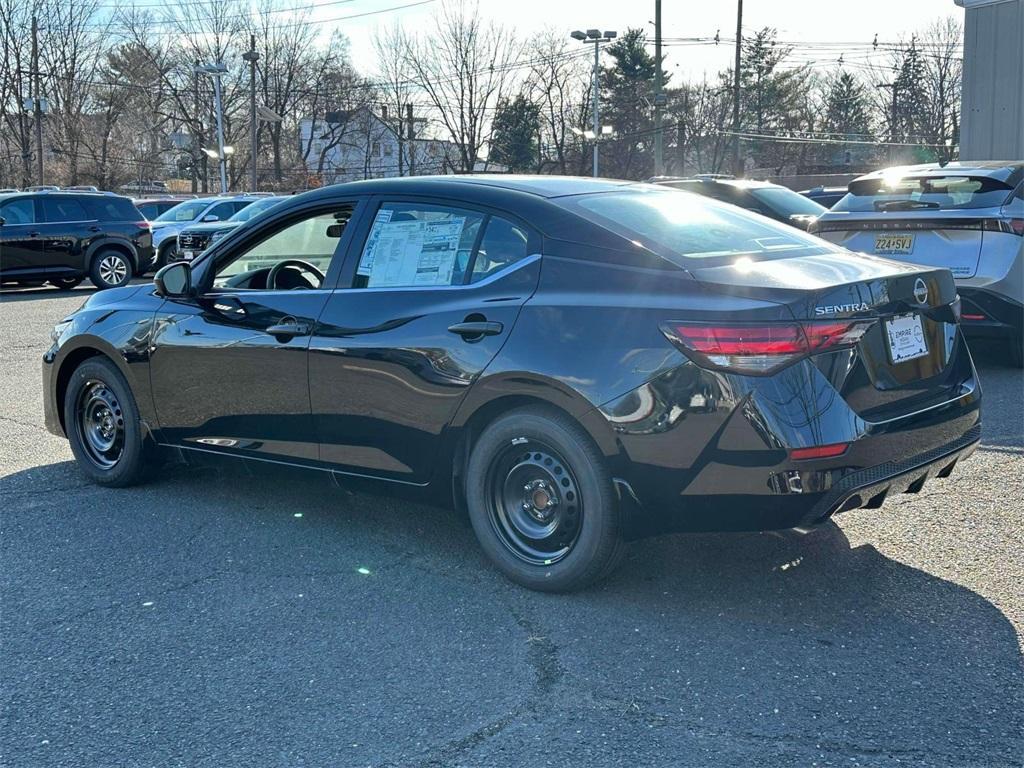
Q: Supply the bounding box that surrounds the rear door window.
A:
[353,203,484,288]
[84,196,141,221]
[470,216,530,283]
[0,198,35,225]
[834,175,1015,212]
[41,197,92,223]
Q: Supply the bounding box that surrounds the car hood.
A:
[181,221,242,235]
[78,283,148,310]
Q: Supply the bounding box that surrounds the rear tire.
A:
[50,276,84,290]
[465,406,625,592]
[64,357,156,487]
[155,241,176,271]
[1009,331,1024,368]
[88,249,133,290]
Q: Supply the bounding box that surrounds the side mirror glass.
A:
[203,214,219,222]
[154,261,191,298]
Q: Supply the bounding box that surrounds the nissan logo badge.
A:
[914,278,929,305]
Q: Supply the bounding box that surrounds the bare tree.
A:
[524,30,591,174]
[404,0,522,172]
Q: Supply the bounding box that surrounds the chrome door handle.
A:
[266,321,310,339]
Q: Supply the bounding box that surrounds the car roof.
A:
[853,161,1024,185]
[656,177,779,191]
[302,174,638,202]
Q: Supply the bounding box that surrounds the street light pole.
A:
[211,73,227,194]
[653,0,664,177]
[243,36,259,191]
[571,29,616,178]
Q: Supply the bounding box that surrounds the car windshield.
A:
[155,199,209,222]
[750,186,827,217]
[833,174,1015,212]
[565,188,834,263]
[229,198,284,222]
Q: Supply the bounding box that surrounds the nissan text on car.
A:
[812,162,1024,366]
[43,176,981,591]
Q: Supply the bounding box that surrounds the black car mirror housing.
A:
[154,261,192,298]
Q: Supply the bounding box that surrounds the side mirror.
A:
[154,261,192,298]
[202,214,219,222]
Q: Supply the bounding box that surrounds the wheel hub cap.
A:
[76,381,125,469]
[487,441,582,565]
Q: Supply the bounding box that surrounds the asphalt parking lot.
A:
[2,282,1022,768]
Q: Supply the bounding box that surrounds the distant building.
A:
[298,108,462,183]
[956,0,1024,159]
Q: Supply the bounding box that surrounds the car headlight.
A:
[50,319,73,344]
[208,230,227,244]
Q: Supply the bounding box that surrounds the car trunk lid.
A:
[687,250,967,420]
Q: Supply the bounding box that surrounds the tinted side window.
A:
[470,216,529,283]
[0,198,35,225]
[207,202,236,221]
[41,197,91,223]
[232,201,255,215]
[84,196,141,221]
[354,204,484,288]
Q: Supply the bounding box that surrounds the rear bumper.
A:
[958,288,1023,340]
[597,345,981,537]
[797,423,980,525]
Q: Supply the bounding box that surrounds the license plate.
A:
[181,250,195,261]
[874,233,915,255]
[884,314,928,363]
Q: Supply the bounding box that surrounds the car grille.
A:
[178,232,212,251]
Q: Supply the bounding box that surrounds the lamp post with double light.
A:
[570,28,616,177]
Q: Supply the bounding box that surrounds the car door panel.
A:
[149,290,331,461]
[148,201,364,463]
[309,256,541,483]
[0,198,44,276]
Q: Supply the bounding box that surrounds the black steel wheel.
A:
[75,380,126,469]
[485,440,583,566]
[64,356,157,487]
[466,406,625,592]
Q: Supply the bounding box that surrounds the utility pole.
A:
[406,103,415,176]
[212,73,227,194]
[31,15,43,186]
[592,38,600,177]
[877,81,899,164]
[192,64,201,193]
[731,0,743,177]
[243,35,259,191]
[653,0,664,177]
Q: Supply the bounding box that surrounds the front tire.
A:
[89,250,133,290]
[64,357,155,487]
[465,407,625,592]
[50,276,84,290]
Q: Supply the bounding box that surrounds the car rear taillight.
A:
[661,320,874,375]
[983,218,1024,236]
[136,220,151,230]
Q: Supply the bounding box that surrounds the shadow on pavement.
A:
[2,458,1022,766]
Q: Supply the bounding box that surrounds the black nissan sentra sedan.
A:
[42,176,981,591]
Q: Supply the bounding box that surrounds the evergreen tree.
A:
[821,70,874,139]
[600,28,669,180]
[488,95,541,172]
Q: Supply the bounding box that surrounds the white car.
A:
[812,162,1024,366]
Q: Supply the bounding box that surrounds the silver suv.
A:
[812,162,1024,366]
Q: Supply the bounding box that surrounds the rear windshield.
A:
[834,175,1014,212]
[749,186,826,217]
[564,188,834,262]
